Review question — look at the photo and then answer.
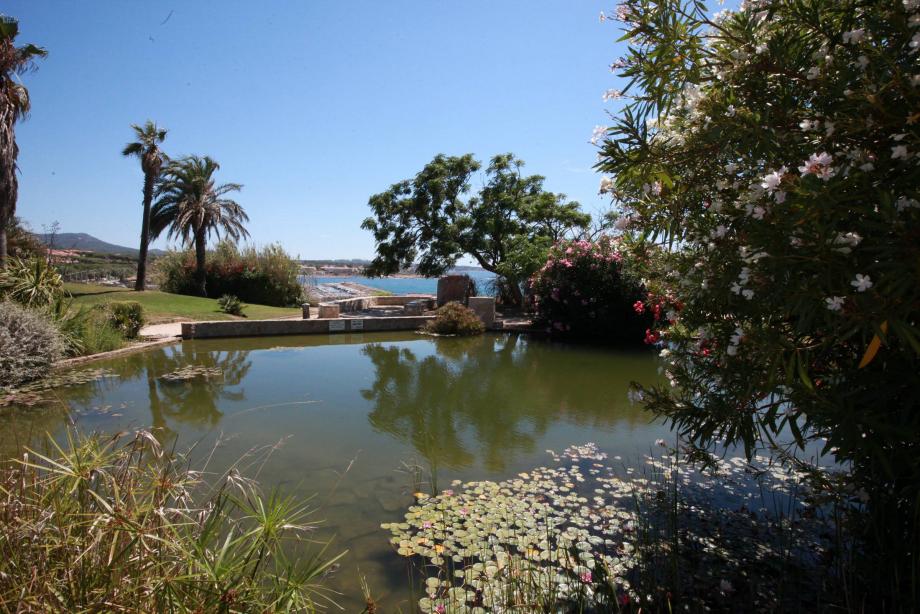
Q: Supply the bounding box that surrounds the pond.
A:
[0,332,667,610]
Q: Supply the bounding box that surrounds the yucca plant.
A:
[0,430,344,612]
[0,255,63,308]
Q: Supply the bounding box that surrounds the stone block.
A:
[468,296,496,327]
[318,304,340,319]
[437,274,472,306]
[403,301,425,315]
[301,303,311,319]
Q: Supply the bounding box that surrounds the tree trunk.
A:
[194,231,207,297]
[0,226,6,269]
[134,172,155,291]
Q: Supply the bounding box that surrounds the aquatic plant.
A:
[0,430,344,612]
[383,443,846,612]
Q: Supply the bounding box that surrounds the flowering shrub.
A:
[156,242,302,306]
[597,0,920,605]
[530,237,650,343]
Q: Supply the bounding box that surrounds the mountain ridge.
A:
[35,232,166,257]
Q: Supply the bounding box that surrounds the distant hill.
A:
[35,233,166,257]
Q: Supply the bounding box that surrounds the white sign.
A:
[350,319,364,331]
[328,320,346,332]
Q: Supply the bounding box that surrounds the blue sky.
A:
[9,1,628,259]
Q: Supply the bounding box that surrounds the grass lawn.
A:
[64,283,300,324]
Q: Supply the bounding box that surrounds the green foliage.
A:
[156,242,303,307]
[531,237,650,344]
[0,431,343,612]
[106,301,144,339]
[597,0,920,605]
[150,155,249,297]
[422,302,486,336]
[0,256,63,308]
[362,153,591,305]
[217,293,244,316]
[0,300,65,388]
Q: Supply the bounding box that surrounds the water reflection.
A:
[361,335,657,471]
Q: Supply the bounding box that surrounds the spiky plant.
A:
[150,155,249,297]
[0,16,45,268]
[122,121,168,291]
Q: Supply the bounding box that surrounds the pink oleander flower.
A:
[798,152,835,180]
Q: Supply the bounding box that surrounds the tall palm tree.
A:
[150,155,249,297]
[122,121,167,291]
[0,16,45,268]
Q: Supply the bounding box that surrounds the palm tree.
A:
[0,16,46,268]
[122,121,167,291]
[150,155,249,297]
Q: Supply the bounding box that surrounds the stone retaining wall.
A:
[182,315,435,339]
[326,294,435,313]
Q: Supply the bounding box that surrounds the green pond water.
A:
[0,332,668,610]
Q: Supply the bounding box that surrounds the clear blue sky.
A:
[9,1,628,259]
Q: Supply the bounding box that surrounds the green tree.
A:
[122,121,168,291]
[0,16,45,268]
[362,153,590,306]
[597,0,920,606]
[150,156,249,297]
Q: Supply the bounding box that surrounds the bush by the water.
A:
[217,294,245,316]
[156,242,303,306]
[530,237,650,343]
[0,301,66,389]
[106,301,144,339]
[422,302,485,336]
[0,431,343,611]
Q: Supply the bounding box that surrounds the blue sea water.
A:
[305,269,496,295]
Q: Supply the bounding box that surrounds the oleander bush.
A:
[0,431,343,612]
[0,301,66,389]
[597,0,920,606]
[156,241,303,307]
[422,302,485,336]
[530,237,651,344]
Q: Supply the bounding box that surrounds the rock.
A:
[468,296,496,327]
[437,275,472,307]
[318,303,340,318]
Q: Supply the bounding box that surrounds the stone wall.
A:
[182,315,435,339]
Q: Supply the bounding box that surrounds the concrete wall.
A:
[182,315,435,339]
[326,294,434,313]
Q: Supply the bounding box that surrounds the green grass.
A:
[64,283,300,324]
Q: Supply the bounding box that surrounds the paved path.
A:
[139,321,186,339]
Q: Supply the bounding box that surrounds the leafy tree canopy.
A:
[362,153,590,302]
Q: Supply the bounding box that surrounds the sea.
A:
[302,269,496,295]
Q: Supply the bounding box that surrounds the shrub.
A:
[530,237,650,344]
[0,257,64,308]
[597,0,920,605]
[106,301,144,339]
[422,302,486,336]
[217,294,245,316]
[155,242,303,306]
[0,431,343,611]
[0,301,66,389]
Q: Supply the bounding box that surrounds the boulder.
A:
[468,296,496,327]
[437,274,472,306]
